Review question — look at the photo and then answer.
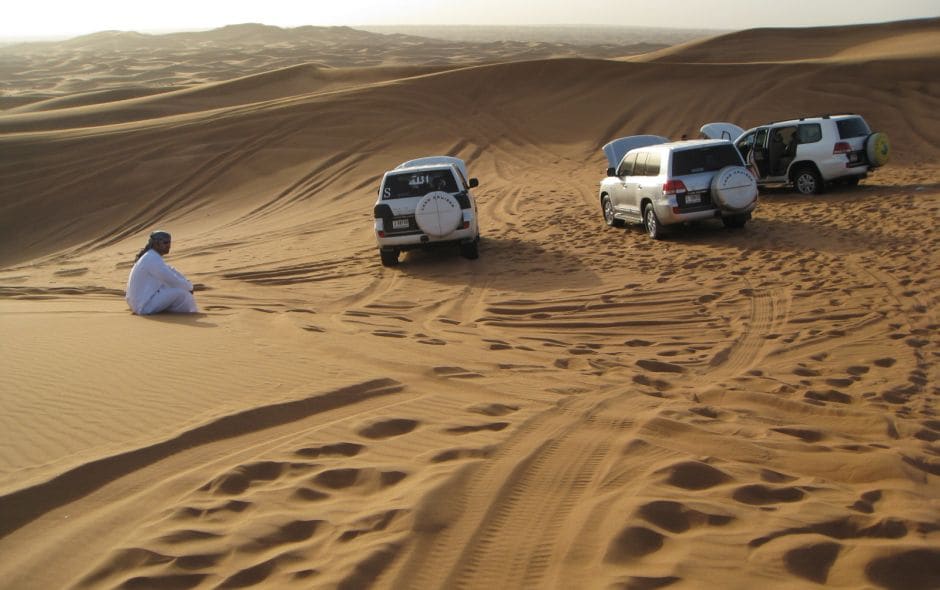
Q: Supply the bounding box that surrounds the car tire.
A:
[460,238,479,260]
[602,195,624,227]
[643,204,664,240]
[380,249,399,267]
[722,214,748,229]
[793,166,824,195]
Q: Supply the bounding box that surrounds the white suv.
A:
[701,114,890,195]
[373,157,480,266]
[599,136,758,239]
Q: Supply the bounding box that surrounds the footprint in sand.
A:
[732,484,805,505]
[294,442,364,458]
[636,359,686,373]
[358,418,419,439]
[312,467,408,490]
[200,461,302,495]
[604,526,664,563]
[849,489,882,514]
[636,500,734,533]
[373,329,407,338]
[467,403,519,416]
[484,338,512,350]
[445,422,509,434]
[784,541,841,584]
[658,461,732,490]
[238,519,322,552]
[172,499,251,520]
[433,366,483,379]
[760,469,797,483]
[865,548,940,590]
[218,560,278,588]
[804,389,852,404]
[339,508,405,542]
[430,447,493,463]
[772,427,824,443]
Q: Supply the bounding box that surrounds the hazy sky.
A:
[4,0,939,39]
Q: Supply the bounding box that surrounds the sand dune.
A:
[632,16,940,63]
[0,18,938,590]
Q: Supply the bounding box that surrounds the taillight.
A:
[663,180,687,195]
[833,142,852,155]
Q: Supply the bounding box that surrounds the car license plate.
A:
[686,193,701,205]
[849,153,859,163]
[392,219,409,229]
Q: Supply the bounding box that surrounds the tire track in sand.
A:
[389,392,621,589]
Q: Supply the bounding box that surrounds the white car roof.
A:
[602,135,670,168]
[395,156,468,180]
[703,115,864,140]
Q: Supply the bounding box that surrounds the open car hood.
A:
[396,156,468,181]
[700,122,744,141]
[602,135,670,169]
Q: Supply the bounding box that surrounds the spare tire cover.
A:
[711,166,758,212]
[414,191,462,237]
[865,132,890,167]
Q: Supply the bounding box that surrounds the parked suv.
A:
[701,114,890,195]
[599,136,758,239]
[374,156,480,266]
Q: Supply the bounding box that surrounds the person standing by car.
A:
[126,230,198,315]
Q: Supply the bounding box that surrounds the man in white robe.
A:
[126,231,198,315]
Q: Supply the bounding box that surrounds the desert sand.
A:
[0,18,938,590]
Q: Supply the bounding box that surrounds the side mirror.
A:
[468,178,479,188]
[606,167,616,177]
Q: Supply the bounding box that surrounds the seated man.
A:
[126,230,198,315]
[768,130,786,176]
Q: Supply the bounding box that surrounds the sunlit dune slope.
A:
[630,16,940,63]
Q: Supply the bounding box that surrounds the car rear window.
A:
[671,144,743,175]
[836,117,871,139]
[382,169,459,199]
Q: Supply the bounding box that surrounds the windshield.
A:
[382,169,459,199]
[671,144,743,175]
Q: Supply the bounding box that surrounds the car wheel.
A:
[380,249,399,267]
[459,238,479,260]
[602,195,623,227]
[722,214,748,229]
[793,166,824,195]
[643,204,664,240]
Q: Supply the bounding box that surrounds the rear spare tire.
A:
[710,166,758,212]
[414,191,462,237]
[865,132,890,167]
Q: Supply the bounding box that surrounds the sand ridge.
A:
[0,17,938,590]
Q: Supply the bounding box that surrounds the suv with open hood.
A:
[701,114,890,195]
[599,136,758,239]
[373,156,480,266]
